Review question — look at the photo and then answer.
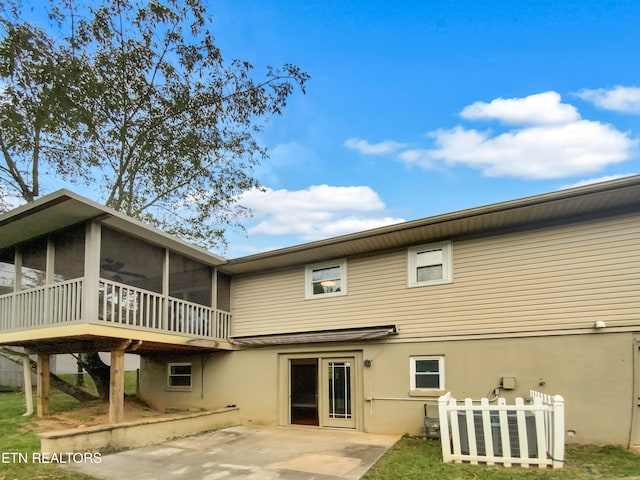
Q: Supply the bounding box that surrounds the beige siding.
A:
[232,213,640,340]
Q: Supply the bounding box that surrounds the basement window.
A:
[410,356,445,392]
[167,363,192,390]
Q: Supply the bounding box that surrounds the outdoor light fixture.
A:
[594,320,606,329]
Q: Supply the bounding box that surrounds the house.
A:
[0,176,639,448]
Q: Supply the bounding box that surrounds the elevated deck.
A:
[0,277,233,354]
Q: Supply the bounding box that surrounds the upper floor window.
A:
[305,259,347,299]
[407,241,452,287]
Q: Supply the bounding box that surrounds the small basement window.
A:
[167,363,192,389]
[410,356,445,391]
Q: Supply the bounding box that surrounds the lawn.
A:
[0,373,137,480]
[363,436,640,480]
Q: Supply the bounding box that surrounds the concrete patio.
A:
[65,425,401,480]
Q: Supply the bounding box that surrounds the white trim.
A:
[410,355,445,391]
[407,241,452,287]
[305,259,347,299]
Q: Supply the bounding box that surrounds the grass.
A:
[363,436,640,480]
[0,390,96,480]
[0,372,138,480]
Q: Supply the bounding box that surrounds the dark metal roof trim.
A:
[231,325,397,347]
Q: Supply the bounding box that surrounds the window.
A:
[408,241,452,287]
[410,356,445,391]
[305,260,347,299]
[167,363,192,389]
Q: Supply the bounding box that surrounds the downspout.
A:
[0,347,34,416]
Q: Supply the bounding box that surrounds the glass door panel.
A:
[290,359,319,426]
[322,358,356,428]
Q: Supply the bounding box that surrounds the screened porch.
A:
[0,221,232,344]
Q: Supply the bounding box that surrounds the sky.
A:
[207,0,640,258]
[12,0,640,258]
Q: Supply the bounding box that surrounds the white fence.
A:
[438,390,565,468]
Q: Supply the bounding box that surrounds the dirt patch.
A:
[28,398,189,432]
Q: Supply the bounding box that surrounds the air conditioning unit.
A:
[422,404,441,439]
[423,416,441,439]
[457,411,537,457]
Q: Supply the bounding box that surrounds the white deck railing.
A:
[0,278,231,341]
[438,391,565,469]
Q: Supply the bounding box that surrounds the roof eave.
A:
[0,190,227,266]
[223,175,640,275]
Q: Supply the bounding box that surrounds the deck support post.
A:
[109,341,131,424]
[36,353,50,417]
[22,354,33,415]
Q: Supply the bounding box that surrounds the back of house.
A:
[1,176,639,447]
[140,176,640,447]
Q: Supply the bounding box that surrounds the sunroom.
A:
[0,190,233,421]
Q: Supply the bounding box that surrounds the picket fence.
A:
[438,390,565,468]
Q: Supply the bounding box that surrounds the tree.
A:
[0,2,94,203]
[0,0,308,400]
[1,0,308,246]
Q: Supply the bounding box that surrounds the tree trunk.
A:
[0,350,99,402]
[77,352,111,401]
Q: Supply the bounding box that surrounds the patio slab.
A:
[64,425,401,480]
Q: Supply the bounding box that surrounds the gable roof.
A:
[222,175,640,275]
[0,189,226,267]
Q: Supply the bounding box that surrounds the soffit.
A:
[0,190,227,266]
[222,176,640,275]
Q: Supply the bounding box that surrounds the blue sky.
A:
[208,0,640,257]
[10,1,640,258]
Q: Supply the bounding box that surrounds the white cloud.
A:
[396,149,433,169]
[559,173,637,190]
[0,185,24,212]
[461,91,580,125]
[575,86,640,114]
[367,91,639,180]
[238,185,405,241]
[427,120,636,179]
[344,138,406,155]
